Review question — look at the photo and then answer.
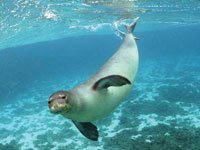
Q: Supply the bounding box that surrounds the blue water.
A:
[1,1,200,150]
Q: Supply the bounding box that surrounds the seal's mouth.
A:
[48,101,71,114]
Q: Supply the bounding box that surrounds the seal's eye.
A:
[59,95,66,99]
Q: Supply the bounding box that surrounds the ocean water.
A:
[0,1,200,150]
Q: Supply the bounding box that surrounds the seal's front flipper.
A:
[93,75,131,90]
[72,121,99,141]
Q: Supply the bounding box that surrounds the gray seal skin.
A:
[48,17,139,141]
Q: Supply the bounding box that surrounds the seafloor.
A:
[0,26,200,150]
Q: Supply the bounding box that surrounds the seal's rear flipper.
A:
[115,17,139,39]
[72,120,99,141]
[93,75,131,90]
[124,17,139,34]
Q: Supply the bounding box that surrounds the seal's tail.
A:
[115,17,139,38]
[124,17,139,33]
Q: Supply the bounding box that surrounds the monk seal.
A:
[48,17,139,141]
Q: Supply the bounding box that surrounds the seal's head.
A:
[48,91,71,114]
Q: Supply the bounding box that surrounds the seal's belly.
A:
[91,85,131,120]
[73,84,131,122]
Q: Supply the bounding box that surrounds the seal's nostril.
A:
[48,101,51,104]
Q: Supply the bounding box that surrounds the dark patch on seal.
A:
[93,75,131,90]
